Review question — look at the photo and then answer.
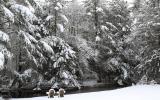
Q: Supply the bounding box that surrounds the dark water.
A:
[66,85,119,95]
[2,83,121,99]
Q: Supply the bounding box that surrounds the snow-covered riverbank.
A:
[10,85,160,100]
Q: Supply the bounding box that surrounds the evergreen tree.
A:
[84,0,134,85]
[129,0,160,83]
[45,0,68,36]
[0,0,80,89]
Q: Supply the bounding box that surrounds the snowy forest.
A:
[0,0,160,99]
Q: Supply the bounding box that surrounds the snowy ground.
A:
[7,85,160,100]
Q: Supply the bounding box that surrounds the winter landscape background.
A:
[0,0,160,99]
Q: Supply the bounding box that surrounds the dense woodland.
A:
[0,0,160,92]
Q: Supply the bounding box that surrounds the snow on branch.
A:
[0,52,5,70]
[2,5,14,23]
[57,2,62,9]
[101,25,109,32]
[57,24,64,32]
[59,70,81,88]
[60,14,69,23]
[0,30,11,70]
[0,30,10,43]
[116,14,125,20]
[96,7,103,12]
[41,36,76,59]
[95,35,101,42]
[10,4,38,23]
[25,0,35,13]
[25,32,38,44]
[19,30,32,45]
[45,15,53,21]
[106,22,118,30]
[39,40,54,55]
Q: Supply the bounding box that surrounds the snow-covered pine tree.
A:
[84,0,134,85]
[0,0,14,86]
[128,0,160,84]
[64,0,87,36]
[0,0,80,89]
[85,0,103,38]
[100,0,134,85]
[45,0,68,36]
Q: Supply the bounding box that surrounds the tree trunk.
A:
[54,10,57,36]
[94,0,99,36]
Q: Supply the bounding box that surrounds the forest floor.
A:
[7,85,160,100]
